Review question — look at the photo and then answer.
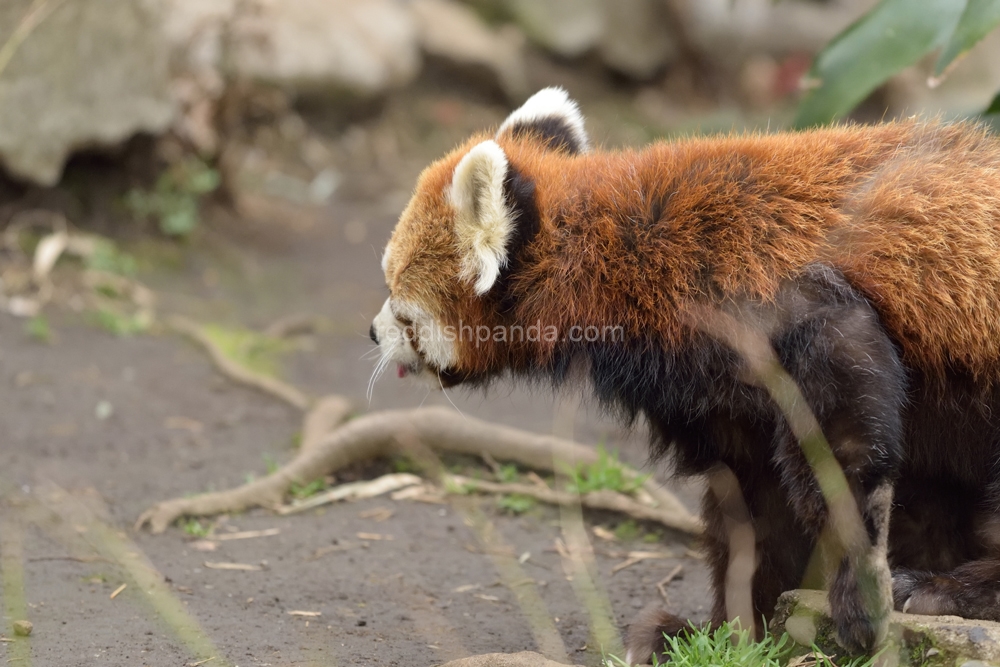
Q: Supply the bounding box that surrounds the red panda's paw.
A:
[828,554,892,656]
[623,604,692,665]
[892,562,1000,620]
[891,569,941,614]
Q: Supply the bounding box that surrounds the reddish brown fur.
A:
[386,121,1000,382]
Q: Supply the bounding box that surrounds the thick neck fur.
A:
[487,120,1000,381]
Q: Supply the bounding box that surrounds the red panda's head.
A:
[370,87,589,390]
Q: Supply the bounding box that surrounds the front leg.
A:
[769,283,906,654]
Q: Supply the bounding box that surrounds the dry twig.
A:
[656,564,684,604]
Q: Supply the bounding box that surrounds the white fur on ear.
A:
[450,140,513,295]
[380,240,393,274]
[497,86,590,153]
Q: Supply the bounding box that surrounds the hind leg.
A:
[625,463,815,665]
[893,558,1000,619]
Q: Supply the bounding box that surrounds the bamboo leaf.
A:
[934,0,1000,80]
[794,0,964,128]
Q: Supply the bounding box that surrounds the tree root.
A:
[447,474,702,533]
[138,316,703,537]
[167,315,311,411]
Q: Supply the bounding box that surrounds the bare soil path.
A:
[0,104,708,666]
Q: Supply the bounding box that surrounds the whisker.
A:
[367,339,400,403]
[438,374,467,421]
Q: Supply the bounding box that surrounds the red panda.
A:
[370,87,1000,662]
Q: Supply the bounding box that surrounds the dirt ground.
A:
[0,86,711,667]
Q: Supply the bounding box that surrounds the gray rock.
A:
[437,652,581,667]
[508,0,603,59]
[772,589,1000,667]
[412,0,528,100]
[598,0,677,80]
[0,0,174,185]
[226,0,421,97]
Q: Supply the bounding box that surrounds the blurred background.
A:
[2,1,1000,665]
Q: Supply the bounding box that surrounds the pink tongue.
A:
[397,365,408,378]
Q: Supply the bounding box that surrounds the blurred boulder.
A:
[507,0,603,59]
[475,0,676,80]
[412,0,528,100]
[599,0,677,80]
[682,0,870,68]
[226,0,421,97]
[0,0,174,186]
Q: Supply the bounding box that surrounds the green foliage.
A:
[201,324,292,376]
[643,529,663,544]
[289,479,326,500]
[179,518,211,538]
[605,621,881,667]
[613,519,642,541]
[25,315,51,343]
[795,0,964,127]
[391,456,418,474]
[987,92,1000,115]
[565,445,649,495]
[125,158,220,237]
[496,493,536,514]
[93,308,151,337]
[496,463,520,483]
[263,454,280,475]
[655,623,790,667]
[795,0,1000,127]
[935,0,1000,77]
[85,239,137,276]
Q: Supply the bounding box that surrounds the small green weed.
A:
[496,463,520,483]
[444,476,473,495]
[262,454,280,475]
[86,239,137,276]
[179,518,211,538]
[643,529,663,544]
[392,456,418,474]
[25,315,51,342]
[289,479,326,500]
[201,324,292,376]
[614,519,642,541]
[125,157,220,237]
[497,494,536,514]
[93,308,151,337]
[566,445,649,495]
[603,621,882,667]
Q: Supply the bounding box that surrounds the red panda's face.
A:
[369,87,589,392]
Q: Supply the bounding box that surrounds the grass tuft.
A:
[496,493,536,514]
[603,621,881,667]
[566,445,648,495]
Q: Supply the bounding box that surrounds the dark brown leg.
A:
[893,557,1000,619]
[625,462,816,665]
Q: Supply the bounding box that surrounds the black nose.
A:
[369,324,379,344]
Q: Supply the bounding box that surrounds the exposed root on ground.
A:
[137,316,702,537]
[168,315,311,410]
[447,475,698,530]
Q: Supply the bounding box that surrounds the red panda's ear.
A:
[497,87,589,154]
[450,140,514,296]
